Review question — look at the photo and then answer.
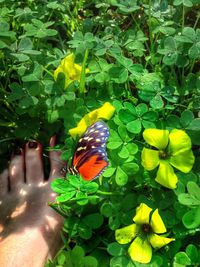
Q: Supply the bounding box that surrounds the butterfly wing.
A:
[72,121,109,181]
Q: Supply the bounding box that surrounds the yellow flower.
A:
[141,129,195,189]
[69,102,115,139]
[54,53,89,88]
[115,203,174,264]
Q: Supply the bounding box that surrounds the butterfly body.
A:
[66,121,110,181]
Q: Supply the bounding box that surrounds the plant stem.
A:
[182,4,185,32]
[97,190,123,196]
[193,12,200,29]
[175,228,200,239]
[148,0,153,51]
[43,66,54,78]
[0,122,16,127]
[79,49,89,94]
[0,137,15,143]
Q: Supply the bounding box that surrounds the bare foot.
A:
[0,137,64,267]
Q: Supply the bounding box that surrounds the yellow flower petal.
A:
[54,66,64,80]
[69,102,115,139]
[168,129,192,155]
[169,150,195,173]
[97,102,116,120]
[133,203,152,224]
[149,233,174,249]
[69,115,91,139]
[54,53,89,88]
[155,161,178,189]
[62,54,82,81]
[128,237,152,264]
[143,129,169,150]
[150,209,166,234]
[141,148,160,170]
[61,54,75,74]
[115,224,138,244]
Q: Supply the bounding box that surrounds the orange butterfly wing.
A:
[77,154,108,181]
[70,121,109,180]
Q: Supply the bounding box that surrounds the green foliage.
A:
[46,245,98,267]
[178,181,200,229]
[1,0,200,266]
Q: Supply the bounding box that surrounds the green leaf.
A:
[57,251,66,265]
[186,244,198,263]
[183,0,193,7]
[65,91,75,101]
[76,191,88,205]
[103,167,116,178]
[83,213,104,229]
[189,45,200,59]
[107,141,122,149]
[186,118,200,130]
[176,54,189,68]
[107,130,122,149]
[110,67,128,83]
[19,96,38,109]
[81,182,99,194]
[122,162,139,176]
[110,256,129,267]
[187,182,200,201]
[22,63,42,82]
[118,145,129,159]
[71,246,85,262]
[126,143,138,155]
[101,203,113,217]
[115,166,128,186]
[180,110,194,128]
[166,115,181,128]
[95,72,110,83]
[107,242,125,257]
[11,53,30,61]
[182,27,196,41]
[126,120,142,134]
[69,176,80,188]
[82,256,98,267]
[150,94,164,109]
[174,252,191,265]
[109,215,121,230]
[118,109,136,123]
[136,103,148,115]
[142,110,158,121]
[182,207,200,229]
[142,120,156,129]
[51,178,75,194]
[56,191,76,202]
[8,83,25,101]
[18,37,33,51]
[178,193,200,206]
[163,52,177,65]
[78,222,92,239]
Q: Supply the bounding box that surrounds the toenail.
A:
[14,147,22,155]
[28,141,38,149]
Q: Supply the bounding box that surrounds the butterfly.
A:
[65,121,110,181]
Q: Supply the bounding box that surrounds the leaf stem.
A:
[79,49,89,94]
[182,4,185,32]
[193,11,200,29]
[97,190,123,196]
